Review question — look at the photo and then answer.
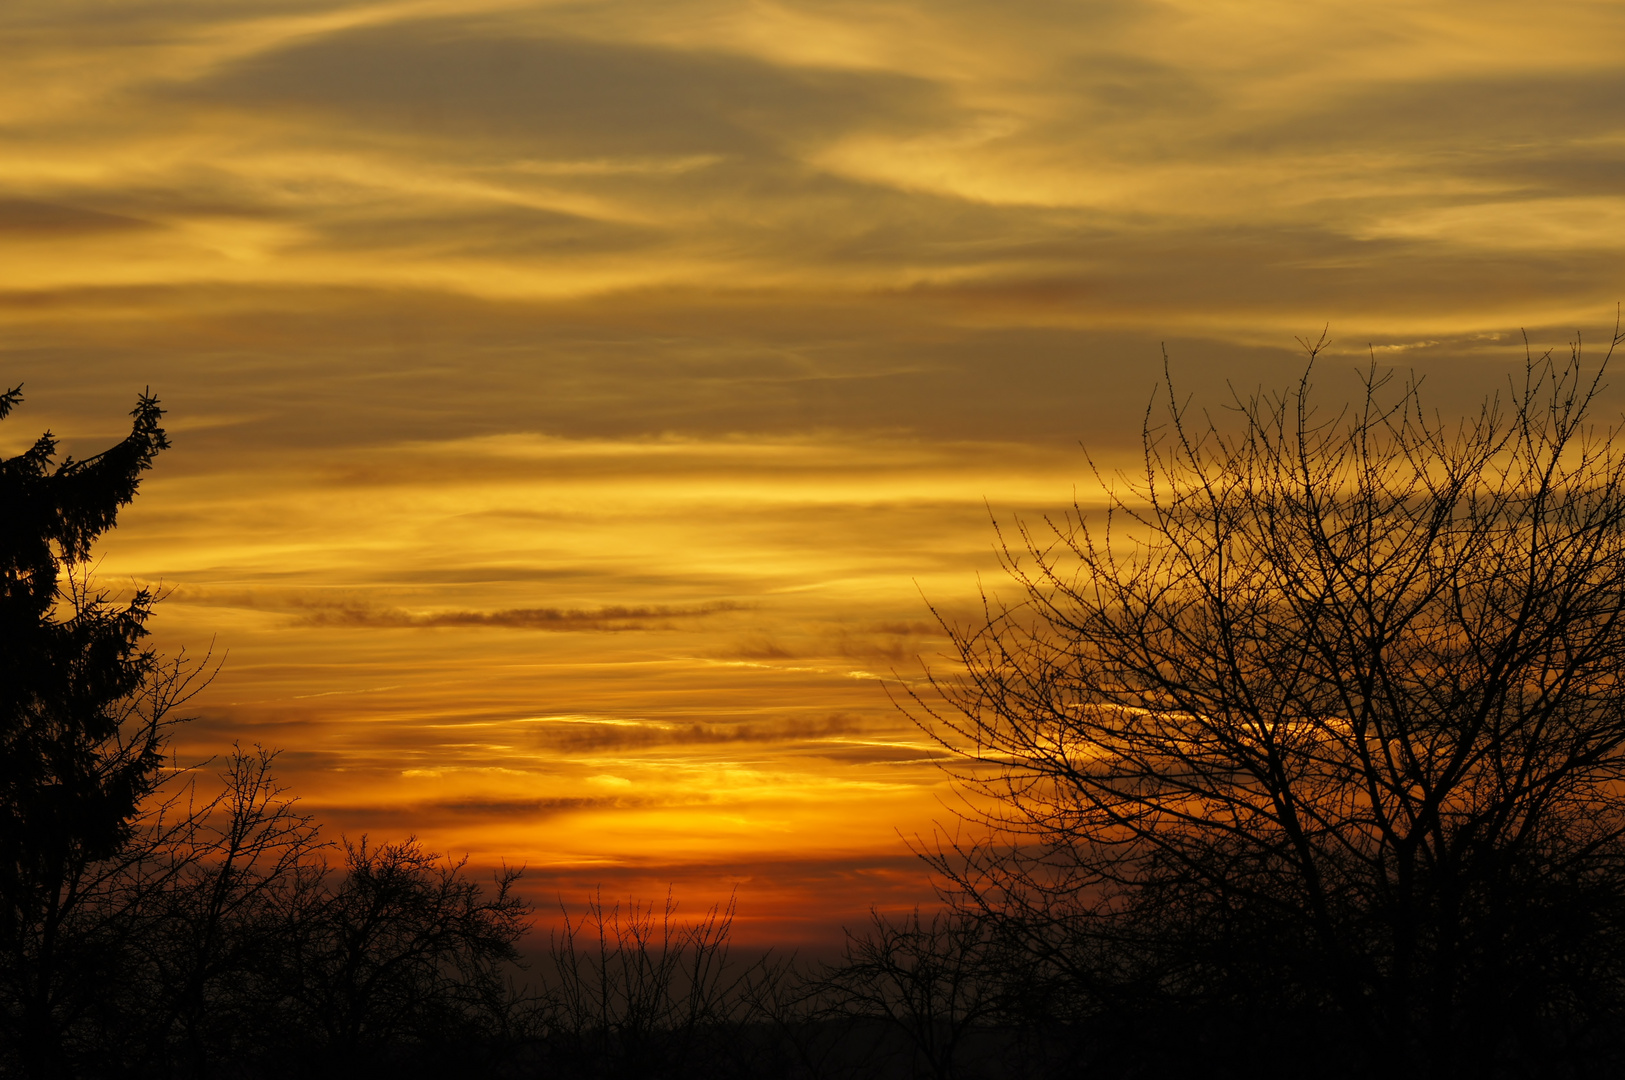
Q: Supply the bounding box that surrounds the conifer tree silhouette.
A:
[0,386,172,1075]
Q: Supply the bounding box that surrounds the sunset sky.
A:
[4,0,1624,943]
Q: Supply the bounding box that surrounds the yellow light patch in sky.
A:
[89,431,1081,935]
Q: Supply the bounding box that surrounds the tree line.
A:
[9,322,1625,1078]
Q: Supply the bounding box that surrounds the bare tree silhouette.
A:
[814,908,999,1080]
[913,325,1625,1077]
[260,836,530,1069]
[123,746,324,1076]
[541,890,788,1079]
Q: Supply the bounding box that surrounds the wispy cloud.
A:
[295,600,743,631]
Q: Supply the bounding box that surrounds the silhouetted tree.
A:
[542,890,783,1080]
[814,909,999,1080]
[260,836,531,1073]
[915,328,1625,1078]
[122,746,324,1077]
[0,385,203,1076]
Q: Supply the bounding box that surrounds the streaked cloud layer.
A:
[4,0,1623,940]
